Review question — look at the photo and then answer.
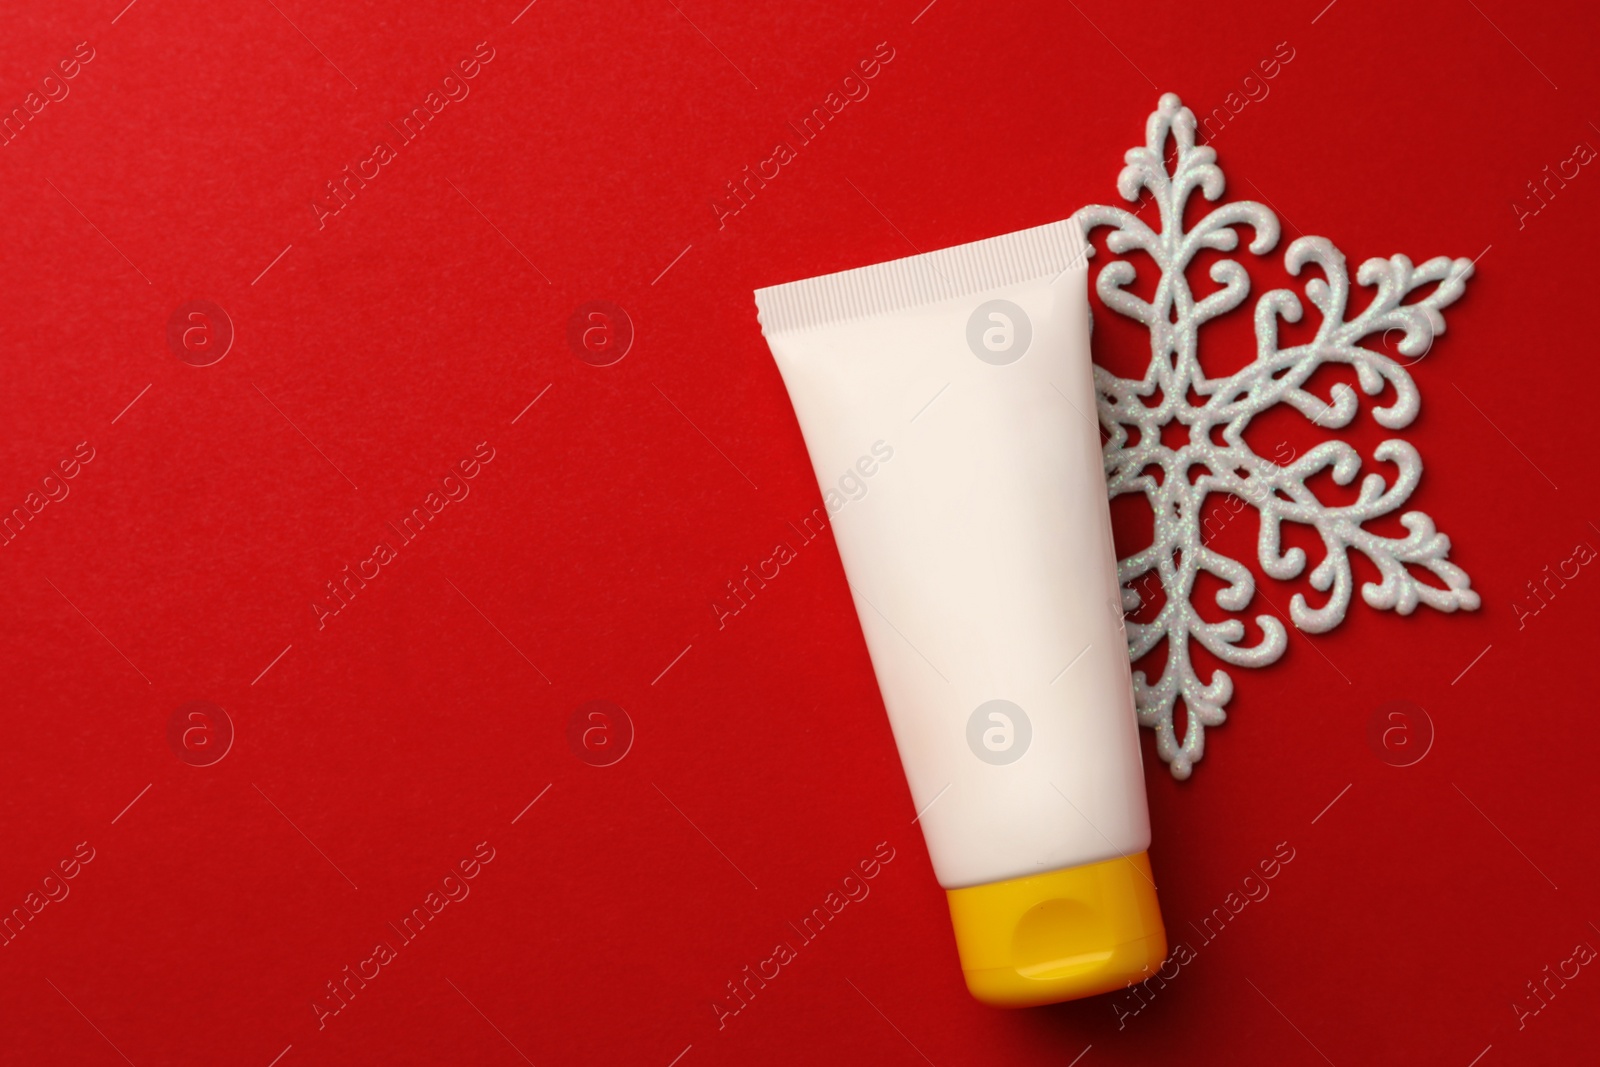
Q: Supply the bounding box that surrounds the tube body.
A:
[756,219,1163,1005]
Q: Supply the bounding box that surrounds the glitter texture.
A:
[1078,93,1480,779]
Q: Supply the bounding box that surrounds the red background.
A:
[1,0,1596,1064]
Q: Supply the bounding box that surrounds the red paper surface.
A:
[2,1,1596,1063]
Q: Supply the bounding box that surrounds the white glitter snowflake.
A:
[1077,93,1480,779]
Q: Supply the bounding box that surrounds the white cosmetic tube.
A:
[755,218,1165,1007]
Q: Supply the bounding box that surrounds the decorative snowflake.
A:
[1077,93,1480,779]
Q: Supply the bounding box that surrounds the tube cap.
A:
[945,851,1166,1007]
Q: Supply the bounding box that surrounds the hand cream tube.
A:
[755,218,1165,1007]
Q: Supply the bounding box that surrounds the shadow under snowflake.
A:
[1077,93,1480,780]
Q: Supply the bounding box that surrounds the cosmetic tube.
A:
[754,218,1165,1007]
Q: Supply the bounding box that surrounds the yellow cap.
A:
[945,851,1167,1007]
